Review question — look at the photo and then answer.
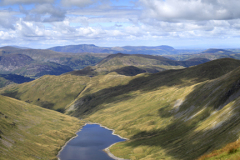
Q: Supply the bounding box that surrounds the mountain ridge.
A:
[48,44,202,55]
[2,50,240,159]
[63,58,240,159]
[0,47,104,78]
[96,53,210,68]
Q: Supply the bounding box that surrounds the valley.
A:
[1,45,240,160]
[2,0,240,159]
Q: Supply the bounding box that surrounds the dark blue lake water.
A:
[58,124,125,160]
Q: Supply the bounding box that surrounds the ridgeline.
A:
[2,54,240,159]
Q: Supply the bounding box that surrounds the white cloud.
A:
[1,0,240,48]
[139,0,240,21]
[0,10,17,29]
[22,4,66,22]
[0,30,16,40]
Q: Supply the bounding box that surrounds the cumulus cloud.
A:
[22,4,66,22]
[139,0,240,21]
[0,11,17,29]
[1,0,240,48]
[0,0,54,5]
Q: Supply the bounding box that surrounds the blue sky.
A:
[0,0,240,49]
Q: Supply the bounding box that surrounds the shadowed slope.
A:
[0,46,105,76]
[1,74,89,111]
[0,95,82,160]
[67,53,210,78]
[65,58,240,160]
[68,58,240,116]
[97,53,210,68]
[2,58,240,159]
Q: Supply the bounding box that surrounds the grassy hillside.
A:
[67,53,209,77]
[65,58,240,160]
[2,58,240,159]
[97,53,210,68]
[198,139,240,160]
[1,74,89,112]
[0,95,82,160]
[66,53,198,77]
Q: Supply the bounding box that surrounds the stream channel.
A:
[58,123,126,160]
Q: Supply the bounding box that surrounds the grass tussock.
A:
[198,140,240,160]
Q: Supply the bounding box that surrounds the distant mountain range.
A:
[164,48,240,61]
[48,44,203,55]
[0,45,209,80]
[68,53,210,77]
[0,46,104,78]
[1,44,240,81]
[0,52,73,78]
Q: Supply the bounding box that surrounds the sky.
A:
[0,0,240,49]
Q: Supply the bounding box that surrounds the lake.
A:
[58,124,126,160]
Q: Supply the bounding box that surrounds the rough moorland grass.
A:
[2,58,240,160]
[94,55,185,74]
[0,95,83,160]
[198,140,240,160]
[0,74,89,111]
[69,58,240,160]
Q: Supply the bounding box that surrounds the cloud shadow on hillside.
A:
[72,59,240,159]
[73,58,240,116]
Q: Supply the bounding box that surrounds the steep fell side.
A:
[0,95,82,160]
[66,58,240,160]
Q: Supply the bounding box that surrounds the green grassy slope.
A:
[1,74,89,112]
[67,53,209,78]
[0,95,82,160]
[2,58,240,159]
[97,53,210,68]
[198,139,240,160]
[66,58,240,160]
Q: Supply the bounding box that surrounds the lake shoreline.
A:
[57,122,129,160]
[57,125,83,160]
[88,122,129,160]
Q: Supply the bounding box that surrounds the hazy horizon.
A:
[2,43,240,51]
